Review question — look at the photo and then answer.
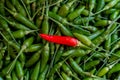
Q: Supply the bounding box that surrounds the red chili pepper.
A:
[39,34,78,47]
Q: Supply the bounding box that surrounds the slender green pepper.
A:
[5,8,37,30]
[95,0,105,12]
[40,43,49,72]
[74,17,94,25]
[75,57,81,64]
[61,71,72,80]
[15,60,24,79]
[42,4,49,34]
[69,58,94,77]
[48,61,63,77]
[81,9,89,16]
[110,10,119,20]
[25,49,42,67]
[54,46,64,63]
[0,0,5,15]
[109,50,120,62]
[62,63,72,76]
[111,31,118,43]
[52,4,59,13]
[108,63,120,75]
[67,6,85,21]
[83,60,100,70]
[104,8,117,15]
[2,61,16,76]
[114,2,120,9]
[62,49,89,57]
[104,35,111,50]
[95,20,111,27]
[49,17,73,36]
[12,71,18,80]
[14,0,26,16]
[6,0,16,12]
[73,33,93,47]
[89,0,96,12]
[38,65,48,80]
[31,61,40,80]
[89,29,104,40]
[25,44,42,53]
[58,0,76,17]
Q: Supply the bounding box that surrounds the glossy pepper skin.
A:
[39,34,78,47]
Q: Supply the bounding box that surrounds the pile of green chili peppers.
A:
[0,0,120,80]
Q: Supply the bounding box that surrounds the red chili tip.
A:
[39,33,78,47]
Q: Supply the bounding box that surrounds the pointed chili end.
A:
[39,33,46,38]
[39,33,50,42]
[77,41,90,49]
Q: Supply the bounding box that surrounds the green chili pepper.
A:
[75,57,81,64]
[6,0,16,12]
[0,0,5,15]
[109,50,120,62]
[81,9,89,16]
[97,67,109,77]
[62,49,89,57]
[83,60,100,70]
[104,8,117,15]
[93,23,117,46]
[108,63,120,75]
[89,0,96,12]
[95,0,105,12]
[104,35,111,50]
[2,61,16,76]
[0,15,30,30]
[54,46,64,63]
[52,4,59,13]
[103,0,120,10]
[31,61,40,80]
[74,17,94,25]
[31,1,36,17]
[25,44,42,53]
[67,6,85,21]
[110,10,119,20]
[61,71,72,80]
[95,20,111,27]
[89,29,104,40]
[12,71,18,80]
[49,17,73,36]
[48,61,63,77]
[69,58,95,77]
[38,65,48,80]
[25,49,42,67]
[7,30,36,39]
[114,2,120,9]
[42,5,49,34]
[62,63,72,76]
[58,0,76,17]
[40,42,49,72]
[5,74,12,80]
[15,60,24,79]
[35,15,43,28]
[5,8,37,30]
[111,31,118,43]
[73,33,93,47]
[0,17,18,44]
[14,0,26,16]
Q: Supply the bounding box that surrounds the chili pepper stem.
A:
[4,7,15,16]
[25,30,39,34]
